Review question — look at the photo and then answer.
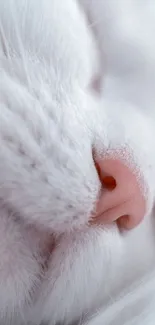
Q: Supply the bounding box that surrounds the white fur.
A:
[0,1,155,325]
[0,0,101,234]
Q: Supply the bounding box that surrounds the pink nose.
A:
[92,158,146,230]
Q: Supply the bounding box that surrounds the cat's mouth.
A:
[47,220,121,263]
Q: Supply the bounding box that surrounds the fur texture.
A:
[0,1,155,325]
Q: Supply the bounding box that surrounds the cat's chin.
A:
[40,223,124,325]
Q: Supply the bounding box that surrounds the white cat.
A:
[0,1,155,325]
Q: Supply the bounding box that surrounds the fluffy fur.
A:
[0,0,155,325]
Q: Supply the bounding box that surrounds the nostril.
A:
[103,176,116,191]
[117,214,130,229]
[94,159,116,191]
